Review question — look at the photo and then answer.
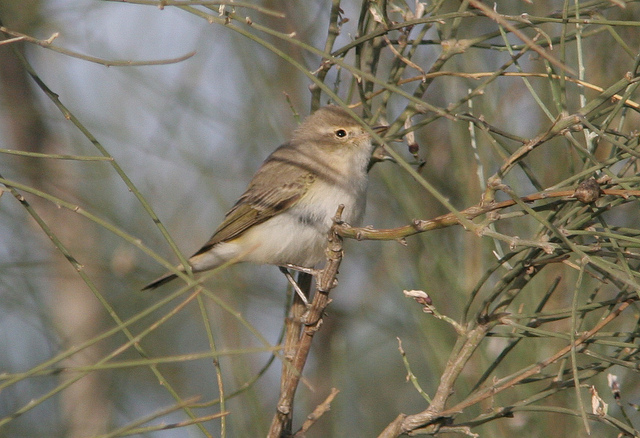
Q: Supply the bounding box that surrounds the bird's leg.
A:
[283,263,320,277]
[279,266,311,307]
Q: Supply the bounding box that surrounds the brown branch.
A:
[364,71,640,110]
[467,0,576,76]
[267,207,346,438]
[108,0,286,17]
[382,35,427,81]
[378,298,635,437]
[0,26,195,67]
[276,272,311,435]
[293,388,340,437]
[338,187,640,242]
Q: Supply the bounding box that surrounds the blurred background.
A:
[1,0,640,437]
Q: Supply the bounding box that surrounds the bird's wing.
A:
[192,162,315,256]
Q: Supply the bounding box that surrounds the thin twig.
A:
[108,0,286,17]
[0,26,195,67]
[378,299,634,437]
[467,0,576,76]
[361,71,640,110]
[293,388,340,437]
[338,187,640,242]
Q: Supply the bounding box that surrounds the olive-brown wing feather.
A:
[192,167,315,256]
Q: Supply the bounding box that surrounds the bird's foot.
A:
[279,266,313,307]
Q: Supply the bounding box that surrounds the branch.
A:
[467,0,576,76]
[267,206,346,438]
[0,26,195,67]
[378,298,635,437]
[108,0,286,17]
[338,186,640,242]
[293,388,340,437]
[362,71,640,110]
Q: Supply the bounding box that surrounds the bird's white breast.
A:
[239,177,365,267]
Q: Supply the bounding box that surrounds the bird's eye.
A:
[335,129,347,138]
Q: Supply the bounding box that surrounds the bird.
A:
[142,105,386,294]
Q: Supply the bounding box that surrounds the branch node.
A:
[573,177,602,204]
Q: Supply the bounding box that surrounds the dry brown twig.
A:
[338,184,638,243]
[267,206,346,438]
[360,72,640,111]
[293,388,340,438]
[0,26,195,67]
[377,298,635,437]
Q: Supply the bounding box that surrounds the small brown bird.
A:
[143,106,385,292]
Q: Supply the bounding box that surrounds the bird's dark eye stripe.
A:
[335,129,347,137]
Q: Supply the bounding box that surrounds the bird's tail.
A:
[142,249,225,290]
[141,272,179,291]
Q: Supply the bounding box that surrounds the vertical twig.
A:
[311,0,343,109]
[268,206,345,437]
[275,272,312,435]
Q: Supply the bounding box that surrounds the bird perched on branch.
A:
[143,105,386,297]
